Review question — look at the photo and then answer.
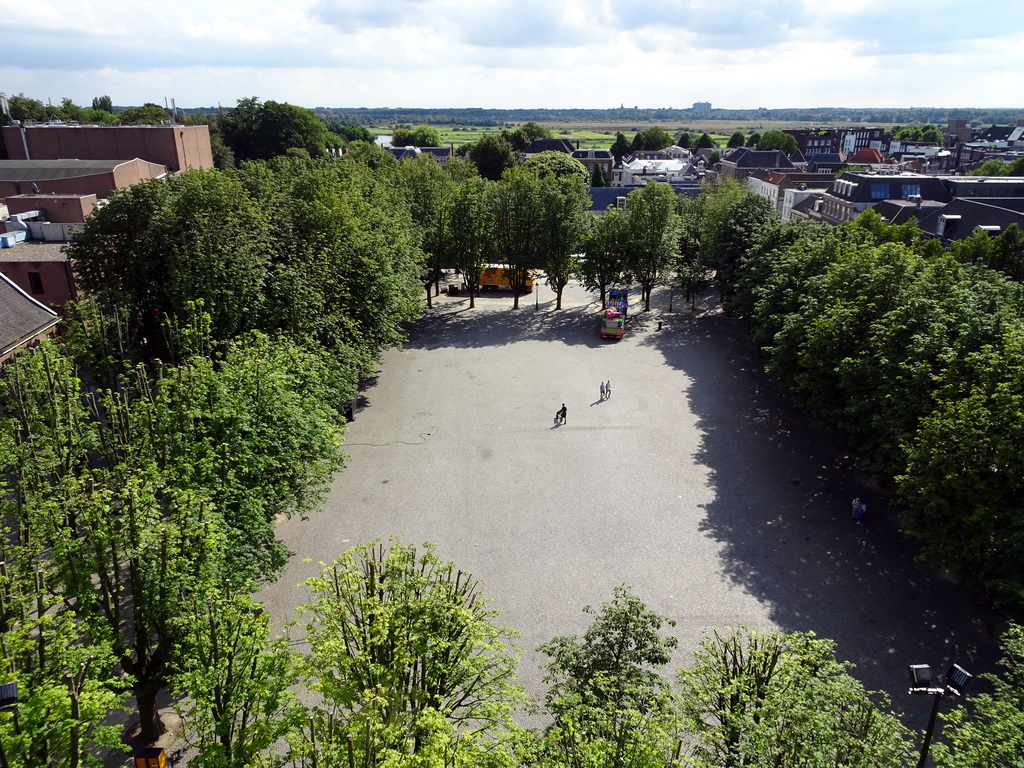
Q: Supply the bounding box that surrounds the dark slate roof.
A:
[871,199,946,225]
[0,159,132,182]
[573,149,613,159]
[587,187,633,212]
[723,148,796,169]
[525,139,576,154]
[808,152,844,165]
[0,271,60,358]
[385,147,419,160]
[831,173,951,205]
[979,125,1016,141]
[916,198,1024,240]
[789,148,807,163]
[587,184,698,211]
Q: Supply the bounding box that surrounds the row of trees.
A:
[395,152,689,314]
[6,530,1014,767]
[676,180,1024,611]
[0,146,432,761]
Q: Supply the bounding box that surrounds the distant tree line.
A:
[297,105,1024,129]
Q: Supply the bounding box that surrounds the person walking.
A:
[851,497,861,520]
[600,381,606,400]
[605,380,611,399]
[856,500,867,526]
[560,404,567,424]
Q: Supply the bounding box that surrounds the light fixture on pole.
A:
[908,663,972,768]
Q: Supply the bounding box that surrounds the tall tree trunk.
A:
[135,683,166,742]
[424,284,432,308]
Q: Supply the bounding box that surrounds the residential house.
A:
[0,241,78,318]
[572,148,614,183]
[783,127,890,156]
[916,197,1024,246]
[522,138,576,158]
[810,172,950,226]
[714,148,796,181]
[746,170,835,219]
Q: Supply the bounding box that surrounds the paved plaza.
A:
[260,278,1002,725]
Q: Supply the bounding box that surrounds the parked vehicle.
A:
[600,288,628,339]
[479,265,534,292]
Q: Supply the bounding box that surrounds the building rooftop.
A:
[0,242,69,262]
[0,159,139,182]
[0,271,60,358]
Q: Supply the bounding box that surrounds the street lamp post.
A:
[908,663,972,768]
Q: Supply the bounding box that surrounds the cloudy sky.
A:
[2,0,1022,110]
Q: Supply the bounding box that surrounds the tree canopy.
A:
[523,150,589,184]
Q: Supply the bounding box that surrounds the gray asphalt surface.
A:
[259,277,1002,729]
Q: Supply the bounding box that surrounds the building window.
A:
[902,184,921,198]
[871,183,890,200]
[28,271,44,294]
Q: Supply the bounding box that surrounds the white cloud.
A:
[1,0,1022,109]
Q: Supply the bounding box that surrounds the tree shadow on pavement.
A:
[638,287,1001,721]
[404,301,609,351]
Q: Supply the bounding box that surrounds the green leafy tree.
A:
[894,123,944,144]
[294,541,523,766]
[540,586,677,708]
[631,126,673,151]
[0,324,343,740]
[676,628,915,768]
[67,169,274,356]
[611,132,632,163]
[756,130,798,155]
[470,134,520,181]
[897,326,1024,605]
[726,130,745,148]
[624,182,682,311]
[5,93,48,121]
[0,556,128,768]
[118,103,170,125]
[745,132,761,148]
[970,159,1011,176]
[591,164,610,187]
[933,624,1024,768]
[494,166,545,308]
[535,587,680,768]
[701,188,777,302]
[171,590,300,768]
[538,174,589,309]
[579,208,627,307]
[220,97,336,162]
[331,124,375,143]
[441,175,495,308]
[397,154,455,306]
[412,125,443,147]
[523,150,588,184]
[696,133,715,149]
[91,95,113,113]
[676,131,692,149]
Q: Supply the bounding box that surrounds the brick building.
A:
[2,123,213,172]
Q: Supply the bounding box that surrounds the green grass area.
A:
[416,121,782,150]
